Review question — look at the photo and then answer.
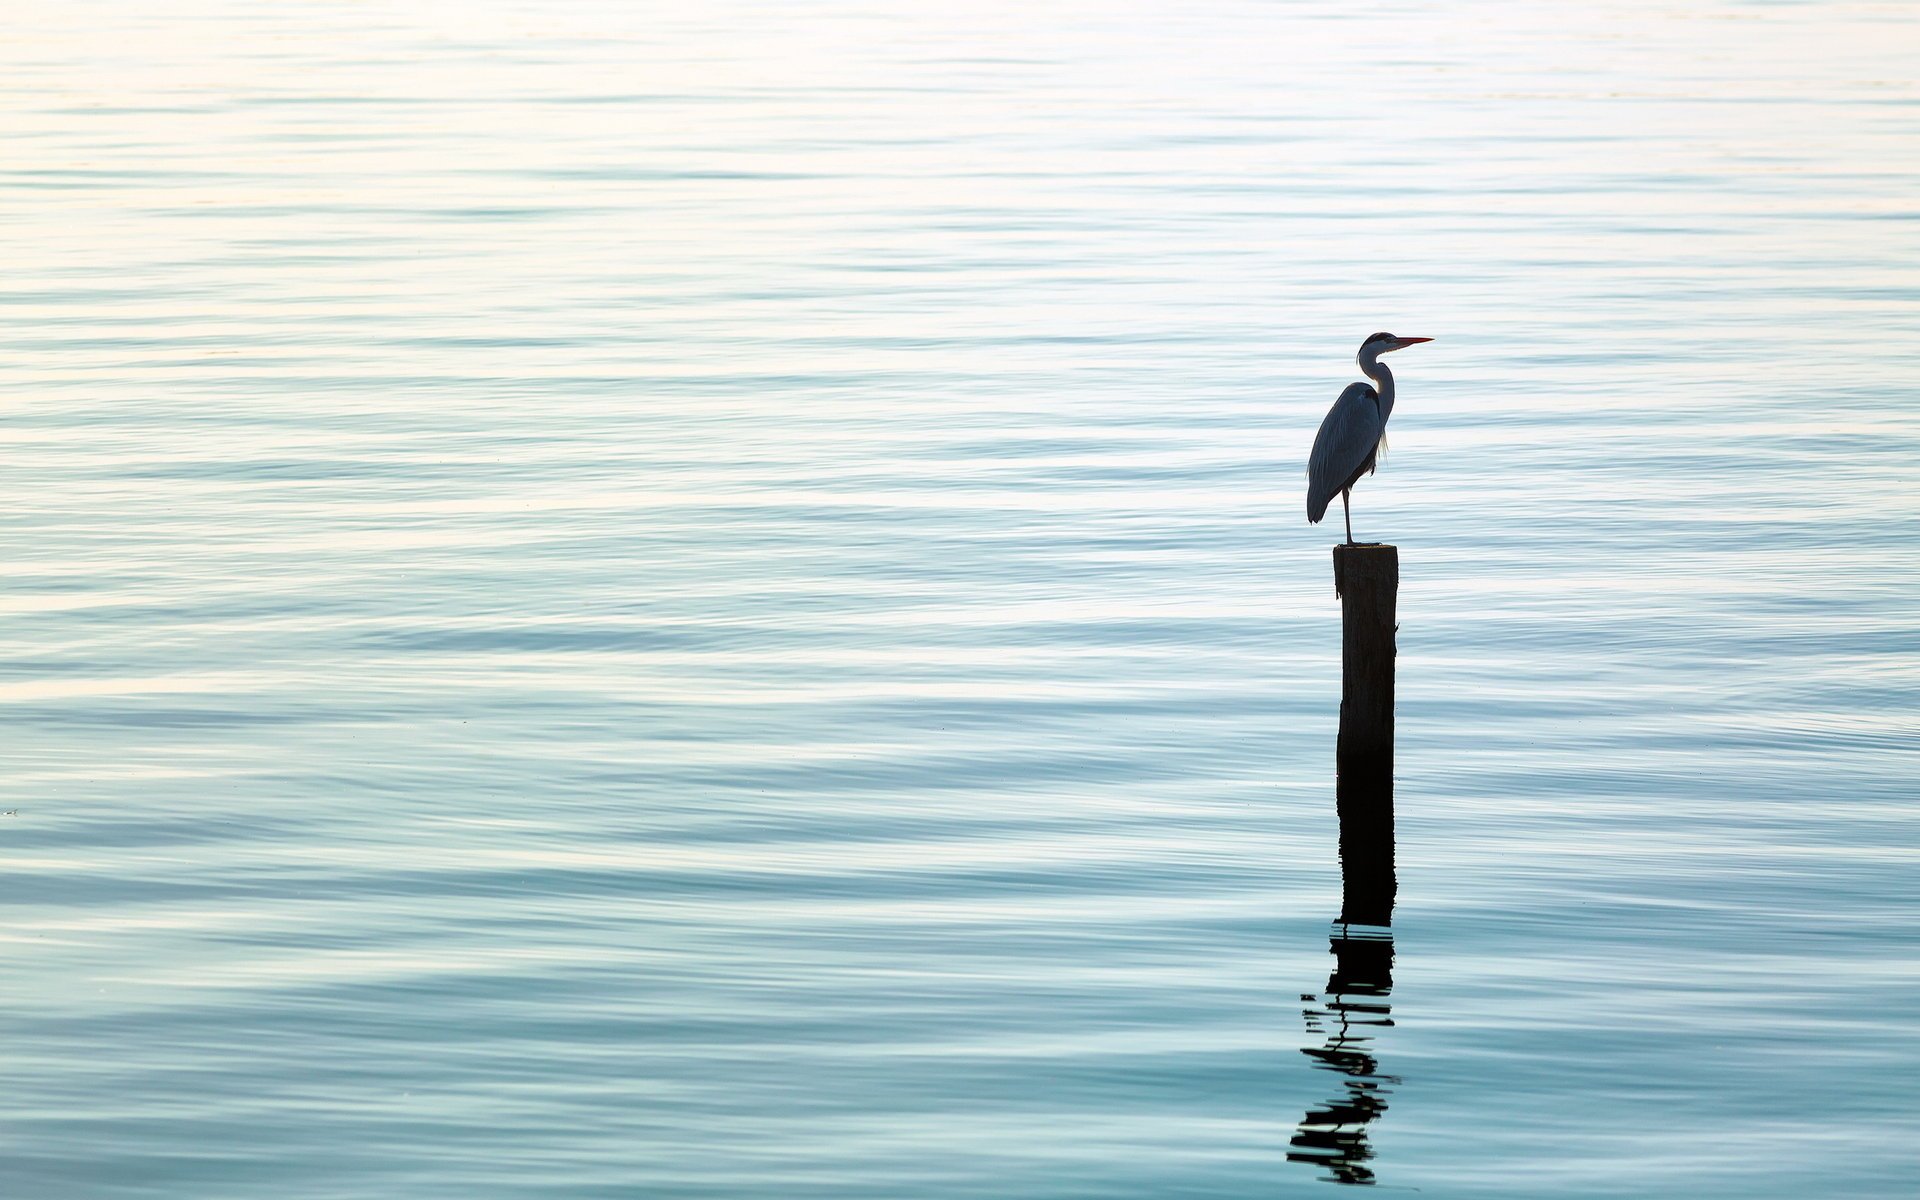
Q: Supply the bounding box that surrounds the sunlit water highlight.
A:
[5,1,1918,1195]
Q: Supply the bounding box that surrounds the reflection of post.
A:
[1289,927,1397,1185]
[1291,769,1401,1185]
[1290,545,1400,1185]
[1332,544,1396,925]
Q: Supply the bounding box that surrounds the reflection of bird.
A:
[1307,333,1432,544]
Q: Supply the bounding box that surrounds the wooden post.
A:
[1333,543,1396,927]
[1291,547,1401,1186]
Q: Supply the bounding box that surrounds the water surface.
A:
[5,1,1918,1195]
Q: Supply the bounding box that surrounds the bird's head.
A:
[1357,331,1432,365]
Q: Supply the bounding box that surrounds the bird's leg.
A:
[1342,490,1354,545]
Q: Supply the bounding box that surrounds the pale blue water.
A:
[5,1,1919,1196]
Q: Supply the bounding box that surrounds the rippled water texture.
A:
[6,1,1919,1195]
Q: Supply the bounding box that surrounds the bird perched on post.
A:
[1307,332,1432,544]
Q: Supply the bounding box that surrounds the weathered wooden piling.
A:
[1332,543,1397,927]
[1289,549,1401,1184]
[1332,544,1397,778]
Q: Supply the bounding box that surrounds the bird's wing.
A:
[1306,382,1381,523]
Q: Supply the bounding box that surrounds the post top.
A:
[1332,543,1398,598]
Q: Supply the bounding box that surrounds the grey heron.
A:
[1307,332,1432,544]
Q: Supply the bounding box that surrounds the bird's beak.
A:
[1392,337,1433,351]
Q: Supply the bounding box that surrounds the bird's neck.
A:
[1361,356,1395,424]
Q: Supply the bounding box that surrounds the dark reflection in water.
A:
[1289,765,1398,1186]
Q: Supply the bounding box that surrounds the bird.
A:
[1307,332,1432,544]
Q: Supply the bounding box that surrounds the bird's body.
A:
[1306,380,1387,523]
[1307,332,1431,543]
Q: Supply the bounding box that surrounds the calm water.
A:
[6,1,1919,1195]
